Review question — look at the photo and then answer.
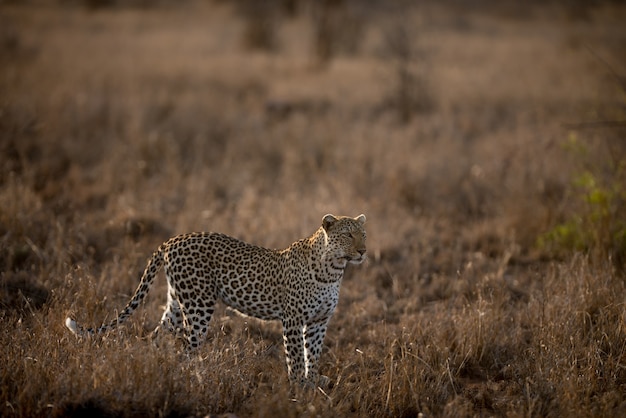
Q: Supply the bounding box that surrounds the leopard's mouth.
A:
[346,253,366,264]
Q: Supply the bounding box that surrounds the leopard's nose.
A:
[358,249,366,256]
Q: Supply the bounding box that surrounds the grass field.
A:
[1,1,626,416]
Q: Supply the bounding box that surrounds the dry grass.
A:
[2,1,626,416]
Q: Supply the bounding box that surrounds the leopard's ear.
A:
[355,214,366,225]
[322,214,338,231]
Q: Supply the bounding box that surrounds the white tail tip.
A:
[65,317,79,335]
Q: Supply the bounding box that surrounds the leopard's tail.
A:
[65,246,165,337]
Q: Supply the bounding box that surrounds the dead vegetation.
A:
[1,0,625,416]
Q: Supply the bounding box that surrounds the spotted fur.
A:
[65,214,366,386]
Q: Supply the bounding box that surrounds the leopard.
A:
[65,213,366,387]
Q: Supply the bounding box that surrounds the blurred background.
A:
[2,0,625,276]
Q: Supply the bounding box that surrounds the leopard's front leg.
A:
[304,317,331,387]
[282,318,306,385]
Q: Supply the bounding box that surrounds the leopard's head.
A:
[322,214,367,268]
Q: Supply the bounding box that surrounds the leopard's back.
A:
[162,232,286,320]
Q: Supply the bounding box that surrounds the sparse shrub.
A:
[538,132,626,269]
[236,0,280,51]
[538,51,626,269]
[310,0,366,65]
[380,19,433,123]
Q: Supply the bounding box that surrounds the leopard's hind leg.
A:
[161,286,183,333]
[165,266,217,350]
[153,286,184,339]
